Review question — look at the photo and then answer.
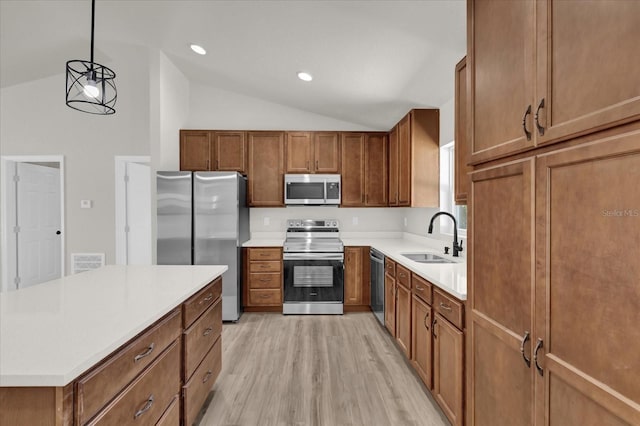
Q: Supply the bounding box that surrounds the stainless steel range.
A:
[283,219,344,315]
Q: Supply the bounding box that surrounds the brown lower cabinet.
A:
[344,246,371,309]
[433,313,464,426]
[243,247,283,311]
[384,259,465,426]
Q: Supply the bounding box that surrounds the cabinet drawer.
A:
[433,289,464,330]
[76,310,181,425]
[385,258,396,277]
[396,264,411,289]
[248,289,281,305]
[183,278,221,329]
[412,274,432,305]
[156,394,179,426]
[249,272,282,289]
[183,338,222,426]
[87,339,181,426]
[248,248,281,261]
[249,261,281,273]
[184,298,222,381]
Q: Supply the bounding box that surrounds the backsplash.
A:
[249,206,466,258]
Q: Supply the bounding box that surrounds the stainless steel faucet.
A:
[428,212,463,257]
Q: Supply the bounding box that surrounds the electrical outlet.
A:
[263,217,270,226]
[80,200,92,209]
[352,216,358,225]
[404,217,408,227]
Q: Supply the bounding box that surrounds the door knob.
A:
[56,230,61,235]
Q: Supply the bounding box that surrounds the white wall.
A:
[0,43,151,269]
[439,97,455,146]
[187,83,378,131]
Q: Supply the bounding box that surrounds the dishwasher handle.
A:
[370,249,385,264]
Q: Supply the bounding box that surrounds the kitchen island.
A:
[0,264,227,425]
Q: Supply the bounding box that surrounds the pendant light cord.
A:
[90,0,95,66]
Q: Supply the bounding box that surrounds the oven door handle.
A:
[283,253,344,261]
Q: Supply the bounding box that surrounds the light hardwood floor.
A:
[199,312,449,426]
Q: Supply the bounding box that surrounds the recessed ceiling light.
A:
[190,44,207,55]
[297,72,313,82]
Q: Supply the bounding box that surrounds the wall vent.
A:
[71,253,105,274]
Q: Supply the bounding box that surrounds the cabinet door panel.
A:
[455,57,471,204]
[536,1,640,147]
[384,273,396,337]
[433,314,464,426]
[411,295,432,389]
[397,116,411,206]
[247,132,284,206]
[364,133,388,206]
[344,247,363,305]
[469,0,536,164]
[285,132,313,173]
[468,158,535,426]
[314,132,340,173]
[536,131,640,425]
[214,132,246,173]
[180,131,211,171]
[341,133,365,206]
[395,283,411,358]
[388,126,399,206]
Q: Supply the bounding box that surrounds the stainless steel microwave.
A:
[284,174,341,205]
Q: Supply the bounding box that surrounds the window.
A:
[439,142,467,236]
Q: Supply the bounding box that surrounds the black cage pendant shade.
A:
[65,0,116,115]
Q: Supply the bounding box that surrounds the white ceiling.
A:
[0,0,466,129]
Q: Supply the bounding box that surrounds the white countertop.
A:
[245,233,466,300]
[343,238,467,300]
[0,265,227,387]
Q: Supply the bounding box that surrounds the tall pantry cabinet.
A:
[466,1,640,426]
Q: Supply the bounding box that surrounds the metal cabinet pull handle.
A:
[306,160,310,169]
[439,302,452,311]
[416,285,424,291]
[316,160,319,170]
[216,159,220,169]
[134,395,154,419]
[534,338,544,376]
[199,293,213,305]
[206,159,210,170]
[423,312,430,330]
[520,331,531,368]
[432,318,438,337]
[133,343,154,363]
[259,278,270,282]
[203,327,213,336]
[203,370,213,383]
[535,98,545,136]
[522,105,532,141]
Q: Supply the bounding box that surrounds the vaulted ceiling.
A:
[0,0,466,129]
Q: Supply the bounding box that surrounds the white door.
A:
[125,162,151,264]
[16,163,62,288]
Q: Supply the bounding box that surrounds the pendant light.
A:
[65,0,116,115]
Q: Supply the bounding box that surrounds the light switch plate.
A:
[80,200,92,209]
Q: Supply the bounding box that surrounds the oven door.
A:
[283,253,344,303]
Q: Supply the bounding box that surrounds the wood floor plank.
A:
[199,313,449,426]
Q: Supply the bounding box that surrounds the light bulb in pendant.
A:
[83,70,100,99]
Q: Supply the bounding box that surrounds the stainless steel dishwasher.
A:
[370,248,385,325]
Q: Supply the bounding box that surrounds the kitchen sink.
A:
[401,253,457,264]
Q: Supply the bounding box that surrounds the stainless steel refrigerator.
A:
[157,171,249,321]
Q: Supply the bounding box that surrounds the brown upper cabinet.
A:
[468,0,640,165]
[341,133,388,207]
[285,132,341,174]
[454,57,471,204]
[388,109,439,207]
[247,132,285,207]
[180,130,247,174]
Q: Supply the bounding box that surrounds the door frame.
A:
[114,156,151,265]
[1,155,66,292]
